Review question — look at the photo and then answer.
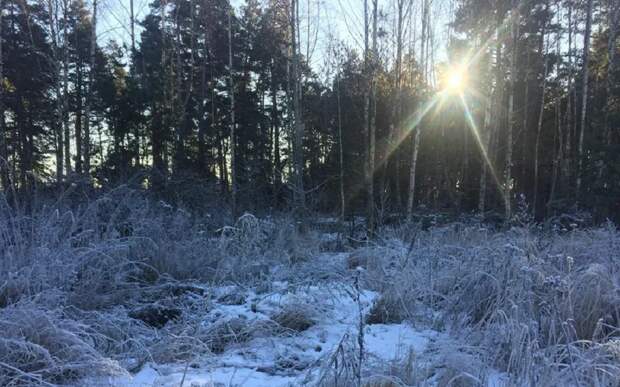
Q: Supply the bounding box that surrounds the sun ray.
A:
[375,11,515,184]
[458,93,503,195]
[375,93,442,174]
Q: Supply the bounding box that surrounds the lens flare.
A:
[444,67,467,93]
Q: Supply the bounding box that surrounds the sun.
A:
[444,66,467,93]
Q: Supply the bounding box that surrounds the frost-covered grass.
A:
[0,189,618,386]
[360,220,620,386]
[0,188,324,386]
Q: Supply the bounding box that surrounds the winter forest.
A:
[1,0,620,385]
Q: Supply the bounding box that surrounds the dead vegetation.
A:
[0,189,619,385]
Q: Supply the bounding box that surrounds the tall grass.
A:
[362,220,620,385]
[1,187,618,385]
[0,188,320,385]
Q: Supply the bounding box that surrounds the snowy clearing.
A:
[1,201,618,386]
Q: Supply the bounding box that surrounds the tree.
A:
[406,0,428,219]
[290,0,305,215]
[576,0,593,198]
[228,6,237,219]
[0,0,7,190]
[504,0,520,220]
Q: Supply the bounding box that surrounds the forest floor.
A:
[82,250,480,387]
[1,193,618,386]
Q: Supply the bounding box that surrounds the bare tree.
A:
[362,0,371,227]
[382,0,409,214]
[82,0,97,175]
[478,45,495,215]
[332,46,345,221]
[563,2,575,190]
[228,8,237,219]
[407,0,428,220]
[533,19,548,218]
[130,0,135,53]
[290,0,305,215]
[548,16,564,211]
[47,0,65,182]
[367,0,378,232]
[504,0,519,220]
[63,0,71,176]
[603,0,620,145]
[576,0,593,197]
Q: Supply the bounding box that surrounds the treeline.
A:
[0,0,619,223]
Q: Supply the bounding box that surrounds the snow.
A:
[82,259,445,387]
[77,245,514,387]
[364,324,436,361]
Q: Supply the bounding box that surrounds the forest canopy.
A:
[1,0,619,224]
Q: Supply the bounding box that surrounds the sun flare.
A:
[444,66,467,93]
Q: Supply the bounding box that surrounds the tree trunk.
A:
[363,0,370,225]
[63,0,71,176]
[130,0,135,53]
[521,48,530,196]
[228,8,238,219]
[367,0,377,232]
[75,63,83,175]
[153,0,168,185]
[478,47,495,215]
[0,0,7,190]
[47,0,64,182]
[478,95,492,213]
[533,26,548,218]
[336,65,345,221]
[564,3,574,190]
[548,27,564,212]
[382,0,406,214]
[603,0,620,145]
[504,0,519,220]
[407,0,428,219]
[197,47,207,176]
[291,0,305,215]
[82,0,96,175]
[576,0,593,198]
[480,18,504,215]
[271,63,281,206]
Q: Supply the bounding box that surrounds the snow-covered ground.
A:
[84,253,449,386]
[4,209,618,386]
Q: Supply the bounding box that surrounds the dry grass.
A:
[0,189,324,384]
[360,221,620,385]
[272,304,316,333]
[0,304,127,386]
[1,188,619,385]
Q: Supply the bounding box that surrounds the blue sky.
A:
[98,0,453,79]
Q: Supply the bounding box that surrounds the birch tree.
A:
[82,0,97,175]
[576,0,593,197]
[504,0,519,220]
[290,0,305,215]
